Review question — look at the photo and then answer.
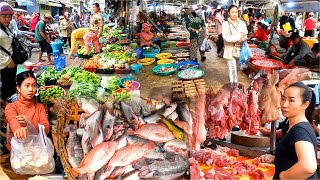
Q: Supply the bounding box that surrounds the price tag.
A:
[228,59,238,83]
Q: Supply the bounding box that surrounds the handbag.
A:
[0,28,31,64]
[228,22,241,58]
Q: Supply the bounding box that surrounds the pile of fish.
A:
[64,97,197,179]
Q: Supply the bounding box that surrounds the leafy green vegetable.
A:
[72,71,101,87]
[101,76,120,91]
[60,66,82,79]
[78,46,94,56]
[69,82,97,99]
[39,86,64,104]
[37,67,59,86]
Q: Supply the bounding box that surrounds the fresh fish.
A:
[116,132,128,150]
[96,141,156,179]
[128,124,175,143]
[65,125,84,168]
[142,113,161,124]
[173,120,191,134]
[160,116,187,142]
[121,102,141,130]
[127,135,148,145]
[163,139,188,154]
[76,128,85,137]
[91,120,104,147]
[101,110,115,141]
[81,132,91,155]
[167,111,178,121]
[163,103,177,117]
[145,145,167,160]
[79,113,91,128]
[73,141,118,175]
[110,124,126,141]
[121,170,140,180]
[109,165,135,179]
[139,154,189,179]
[176,101,192,122]
[108,141,156,167]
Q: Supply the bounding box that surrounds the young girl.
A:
[5,71,50,151]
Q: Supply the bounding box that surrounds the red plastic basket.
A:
[251,59,283,71]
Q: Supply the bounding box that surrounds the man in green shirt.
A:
[35,13,53,64]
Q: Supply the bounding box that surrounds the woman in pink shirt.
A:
[29,13,40,32]
[304,12,316,37]
[140,23,154,47]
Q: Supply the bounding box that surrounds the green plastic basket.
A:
[152,64,177,76]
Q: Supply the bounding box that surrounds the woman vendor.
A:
[284,32,315,67]
[260,82,318,179]
[83,3,103,55]
[140,23,154,47]
[5,71,50,151]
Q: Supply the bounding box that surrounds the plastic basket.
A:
[152,64,177,76]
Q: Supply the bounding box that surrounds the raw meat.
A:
[278,68,312,93]
[189,157,205,180]
[189,94,207,151]
[258,72,281,125]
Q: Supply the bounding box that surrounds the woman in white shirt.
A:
[0,2,17,101]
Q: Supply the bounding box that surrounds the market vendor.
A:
[248,22,268,43]
[140,23,155,47]
[311,35,319,55]
[259,82,317,179]
[83,3,103,55]
[284,32,315,67]
[4,71,50,151]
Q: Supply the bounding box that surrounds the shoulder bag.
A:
[0,27,31,64]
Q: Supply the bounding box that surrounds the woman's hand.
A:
[258,154,275,163]
[288,60,295,67]
[13,127,27,139]
[16,115,27,127]
[7,59,15,69]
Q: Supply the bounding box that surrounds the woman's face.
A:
[0,14,12,27]
[228,7,238,20]
[281,87,309,119]
[17,77,37,100]
[92,5,99,13]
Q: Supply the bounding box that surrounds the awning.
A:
[16,0,35,6]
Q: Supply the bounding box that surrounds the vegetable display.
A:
[37,67,59,86]
[113,89,132,102]
[78,46,94,56]
[101,76,120,91]
[73,71,101,87]
[39,86,64,104]
[69,82,97,99]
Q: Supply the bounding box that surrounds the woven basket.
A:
[55,100,81,180]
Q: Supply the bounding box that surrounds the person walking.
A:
[60,12,73,47]
[215,5,225,57]
[186,11,207,61]
[29,13,40,33]
[0,2,17,101]
[35,13,53,64]
[222,5,247,80]
[71,11,80,29]
[304,12,316,38]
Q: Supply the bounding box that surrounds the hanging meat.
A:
[207,83,248,139]
[258,71,281,125]
[241,82,261,135]
[278,68,312,93]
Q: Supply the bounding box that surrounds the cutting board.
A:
[231,131,270,148]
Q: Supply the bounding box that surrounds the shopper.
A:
[186,11,207,61]
[60,12,73,47]
[284,32,315,67]
[29,13,40,33]
[279,11,289,30]
[83,3,103,55]
[0,2,17,102]
[71,11,80,29]
[5,71,50,151]
[273,82,317,179]
[215,5,225,57]
[35,13,53,64]
[222,5,247,61]
[304,12,316,37]
[15,12,28,31]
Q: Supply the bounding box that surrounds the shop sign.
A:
[36,0,48,4]
[283,1,320,12]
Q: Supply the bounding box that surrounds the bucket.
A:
[130,64,143,75]
[134,48,143,60]
[54,55,66,71]
[51,41,64,53]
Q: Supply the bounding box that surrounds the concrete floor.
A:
[26,41,251,97]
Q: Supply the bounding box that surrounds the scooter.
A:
[16,31,40,50]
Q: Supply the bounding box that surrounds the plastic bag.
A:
[10,121,55,175]
[53,55,66,71]
[200,38,212,52]
[282,22,292,32]
[239,42,252,66]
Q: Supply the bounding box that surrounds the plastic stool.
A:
[130,64,143,75]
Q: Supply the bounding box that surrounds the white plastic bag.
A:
[200,38,212,52]
[10,120,55,175]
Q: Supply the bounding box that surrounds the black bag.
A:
[0,28,31,65]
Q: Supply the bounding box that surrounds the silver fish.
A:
[66,125,84,168]
[167,111,178,121]
[163,139,188,154]
[102,109,115,141]
[109,165,135,179]
[139,154,189,178]
[143,104,177,124]
[163,103,177,117]
[127,135,148,145]
[117,132,128,150]
[176,101,192,122]
[121,102,139,130]
[91,120,104,147]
